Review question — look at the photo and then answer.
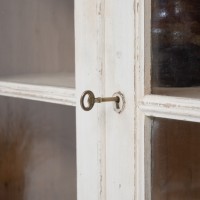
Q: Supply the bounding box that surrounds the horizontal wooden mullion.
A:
[140,95,200,122]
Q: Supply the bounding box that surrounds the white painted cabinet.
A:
[1,0,199,200]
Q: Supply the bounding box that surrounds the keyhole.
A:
[115,97,120,109]
[113,92,125,114]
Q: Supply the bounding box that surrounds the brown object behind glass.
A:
[152,0,200,87]
[0,97,76,200]
[152,118,200,200]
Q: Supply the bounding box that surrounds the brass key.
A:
[80,90,120,111]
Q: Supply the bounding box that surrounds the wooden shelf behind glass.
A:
[0,73,76,106]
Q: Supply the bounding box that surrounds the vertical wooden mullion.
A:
[135,0,151,199]
[75,0,106,199]
[105,0,135,199]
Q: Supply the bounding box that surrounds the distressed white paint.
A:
[105,0,135,199]
[1,0,200,200]
[140,95,200,123]
[134,0,152,200]
[135,1,200,200]
[74,0,200,199]
[75,0,106,200]
[0,81,75,106]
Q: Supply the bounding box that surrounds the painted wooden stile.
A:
[0,0,199,199]
[105,0,135,199]
[75,0,106,199]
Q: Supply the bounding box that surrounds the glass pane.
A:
[0,97,76,199]
[152,0,200,98]
[0,0,74,88]
[151,118,200,200]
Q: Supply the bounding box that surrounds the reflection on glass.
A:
[0,97,76,200]
[152,118,200,200]
[0,0,74,87]
[152,0,200,88]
